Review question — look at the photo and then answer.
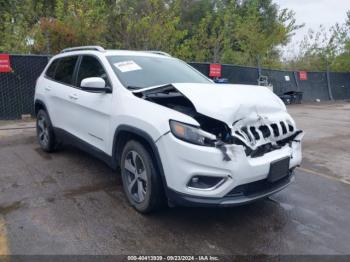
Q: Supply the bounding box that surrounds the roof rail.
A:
[60,46,105,53]
[144,51,172,57]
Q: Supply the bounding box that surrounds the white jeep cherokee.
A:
[34,46,303,213]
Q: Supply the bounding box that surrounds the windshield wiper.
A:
[127,85,143,90]
[127,83,172,91]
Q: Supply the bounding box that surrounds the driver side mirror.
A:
[80,77,111,93]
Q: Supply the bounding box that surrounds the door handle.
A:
[68,94,79,100]
[44,87,51,91]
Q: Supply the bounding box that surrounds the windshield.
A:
[107,55,211,89]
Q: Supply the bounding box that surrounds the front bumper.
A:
[156,132,302,205]
[167,172,295,207]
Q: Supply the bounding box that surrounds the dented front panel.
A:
[134,82,303,200]
[134,82,303,160]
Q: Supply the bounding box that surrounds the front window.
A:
[107,55,211,89]
[77,55,110,87]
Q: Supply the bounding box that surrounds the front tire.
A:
[120,140,164,213]
[36,109,57,152]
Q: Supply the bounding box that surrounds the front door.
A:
[71,55,112,152]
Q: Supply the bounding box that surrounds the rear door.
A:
[70,55,112,152]
[44,55,79,135]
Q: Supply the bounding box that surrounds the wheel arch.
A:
[34,99,48,116]
[112,125,169,195]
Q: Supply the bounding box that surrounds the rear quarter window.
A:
[45,59,59,79]
[53,56,78,85]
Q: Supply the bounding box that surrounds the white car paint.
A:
[172,83,287,125]
[35,48,303,205]
[156,132,302,198]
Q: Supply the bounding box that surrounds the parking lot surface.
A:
[0,102,349,255]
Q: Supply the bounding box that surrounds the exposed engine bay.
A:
[134,84,303,160]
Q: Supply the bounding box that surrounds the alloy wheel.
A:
[37,115,49,147]
[124,150,148,203]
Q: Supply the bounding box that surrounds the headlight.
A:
[169,120,217,146]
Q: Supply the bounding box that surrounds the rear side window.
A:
[54,56,78,85]
[77,56,109,87]
[45,59,58,79]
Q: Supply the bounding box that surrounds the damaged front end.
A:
[228,116,304,159]
[133,84,303,161]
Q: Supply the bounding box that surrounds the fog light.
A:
[187,176,226,190]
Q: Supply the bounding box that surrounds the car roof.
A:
[54,49,173,60]
[105,50,172,58]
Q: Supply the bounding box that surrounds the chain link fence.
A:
[0,55,49,120]
[0,55,349,120]
[190,63,350,102]
[330,72,350,100]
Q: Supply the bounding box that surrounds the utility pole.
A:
[45,18,53,55]
[257,55,262,78]
[326,60,334,101]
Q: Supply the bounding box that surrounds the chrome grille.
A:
[238,120,294,145]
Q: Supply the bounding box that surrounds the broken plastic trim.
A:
[245,130,303,158]
[214,141,232,161]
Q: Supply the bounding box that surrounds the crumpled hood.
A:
[172,83,286,126]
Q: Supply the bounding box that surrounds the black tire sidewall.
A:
[36,110,55,152]
[121,140,162,213]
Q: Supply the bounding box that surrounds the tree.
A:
[0,0,32,53]
[180,0,301,66]
[30,0,108,54]
[287,23,347,71]
[331,11,350,71]
[285,10,350,72]
[0,0,58,53]
[182,1,230,62]
[0,0,300,68]
[113,0,187,55]
[230,0,301,67]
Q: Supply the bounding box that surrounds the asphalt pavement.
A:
[0,102,349,255]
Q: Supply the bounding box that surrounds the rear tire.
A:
[120,140,164,213]
[36,109,58,152]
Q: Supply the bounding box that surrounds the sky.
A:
[274,0,350,58]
